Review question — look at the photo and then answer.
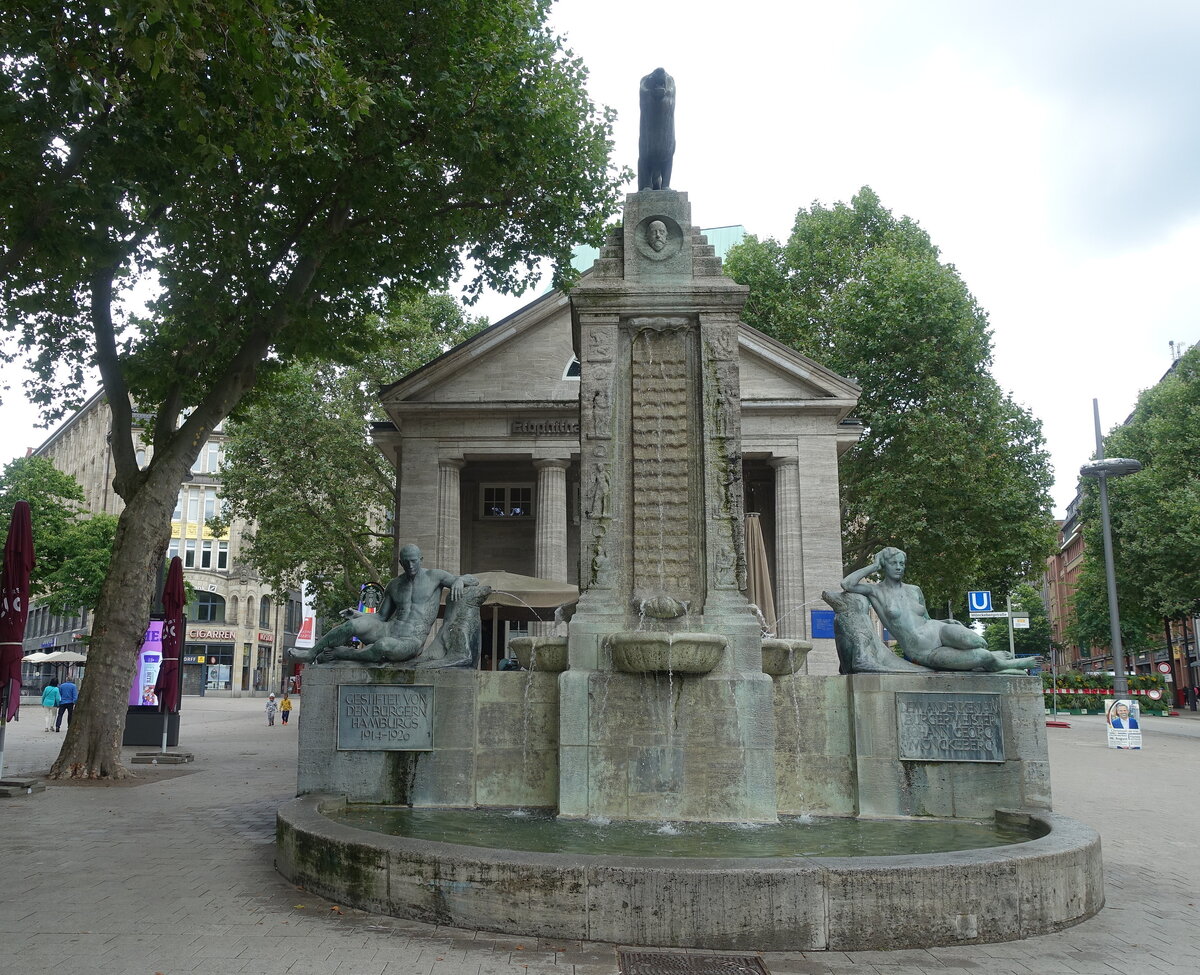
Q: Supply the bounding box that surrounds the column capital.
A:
[768,455,800,471]
[438,457,466,471]
[533,457,572,472]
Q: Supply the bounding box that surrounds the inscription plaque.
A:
[337,684,433,751]
[896,692,1004,763]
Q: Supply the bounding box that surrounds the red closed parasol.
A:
[154,557,184,715]
[0,501,35,723]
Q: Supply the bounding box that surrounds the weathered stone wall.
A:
[850,672,1051,818]
[773,674,857,816]
[562,670,777,822]
[296,663,559,808]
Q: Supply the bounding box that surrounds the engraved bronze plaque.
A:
[336,684,433,751]
[896,691,1004,763]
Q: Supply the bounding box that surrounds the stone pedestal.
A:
[849,672,1051,818]
[296,662,559,808]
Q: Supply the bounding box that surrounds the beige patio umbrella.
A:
[40,650,87,663]
[744,513,777,634]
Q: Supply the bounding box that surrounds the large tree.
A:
[212,293,486,620]
[723,188,1056,613]
[1,1,622,777]
[1069,345,1200,656]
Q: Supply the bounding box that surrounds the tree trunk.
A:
[49,475,175,779]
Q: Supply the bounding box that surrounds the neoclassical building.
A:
[373,248,862,674]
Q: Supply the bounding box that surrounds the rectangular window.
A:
[203,488,217,521]
[173,491,183,521]
[167,538,180,561]
[482,485,506,517]
[206,442,221,473]
[187,490,199,522]
[184,539,197,568]
[480,483,535,518]
[201,540,213,568]
[217,541,229,570]
[509,486,532,517]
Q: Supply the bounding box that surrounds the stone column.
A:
[435,459,464,575]
[770,456,805,640]
[533,458,570,634]
[534,459,570,582]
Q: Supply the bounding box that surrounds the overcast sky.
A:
[3,0,1197,519]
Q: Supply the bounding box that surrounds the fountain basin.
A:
[277,797,1103,950]
[609,632,725,674]
[761,638,812,676]
[509,636,568,672]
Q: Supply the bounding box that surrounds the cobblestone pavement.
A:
[1,697,1197,975]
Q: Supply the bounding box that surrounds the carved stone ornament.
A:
[586,446,611,520]
[633,215,683,262]
[709,326,737,360]
[626,315,692,335]
[589,382,612,439]
[587,328,613,362]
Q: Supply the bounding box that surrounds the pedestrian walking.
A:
[56,677,78,731]
[280,692,293,725]
[41,678,61,731]
[265,692,278,727]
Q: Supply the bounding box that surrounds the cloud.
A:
[868,0,1200,249]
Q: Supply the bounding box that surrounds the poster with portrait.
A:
[128,619,164,707]
[1105,698,1142,750]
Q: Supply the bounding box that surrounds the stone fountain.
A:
[276,69,1102,950]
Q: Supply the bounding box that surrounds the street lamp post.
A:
[1079,399,1142,697]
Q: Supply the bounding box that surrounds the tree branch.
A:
[90,263,143,501]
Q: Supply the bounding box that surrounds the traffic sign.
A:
[967,591,993,613]
[1157,662,1171,674]
[969,610,1009,618]
[1012,616,1030,629]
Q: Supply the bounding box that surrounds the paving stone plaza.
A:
[1,697,1196,975]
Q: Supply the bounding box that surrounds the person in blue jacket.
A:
[55,677,78,731]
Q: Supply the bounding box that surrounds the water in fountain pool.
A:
[327,806,1048,858]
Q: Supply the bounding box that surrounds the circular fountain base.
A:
[276,796,1103,950]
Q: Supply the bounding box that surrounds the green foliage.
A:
[212,293,486,620]
[0,457,115,605]
[2,1,622,426]
[40,514,120,617]
[983,583,1053,655]
[1071,347,1200,656]
[1066,553,1159,656]
[723,188,1057,611]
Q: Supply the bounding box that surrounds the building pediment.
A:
[380,285,859,425]
[737,325,860,420]
[380,291,578,411]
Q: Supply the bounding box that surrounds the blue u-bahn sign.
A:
[967,591,993,614]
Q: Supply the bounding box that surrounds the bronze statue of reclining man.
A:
[289,544,488,668]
